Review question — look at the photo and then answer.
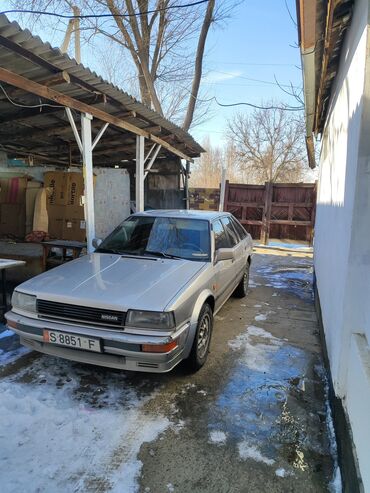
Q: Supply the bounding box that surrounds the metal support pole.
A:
[219,166,226,212]
[81,112,95,254]
[185,160,190,210]
[92,122,109,150]
[136,135,145,212]
[144,144,161,179]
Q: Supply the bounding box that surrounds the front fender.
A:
[190,289,214,326]
[182,289,215,360]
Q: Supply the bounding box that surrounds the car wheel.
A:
[233,262,250,298]
[187,303,213,372]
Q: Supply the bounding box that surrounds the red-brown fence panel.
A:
[224,181,317,244]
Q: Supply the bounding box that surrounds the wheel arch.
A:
[190,289,215,326]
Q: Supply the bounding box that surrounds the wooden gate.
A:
[223,181,317,244]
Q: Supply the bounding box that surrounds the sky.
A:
[1,0,303,147]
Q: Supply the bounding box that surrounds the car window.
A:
[221,216,239,247]
[230,216,248,240]
[97,216,211,261]
[213,220,232,249]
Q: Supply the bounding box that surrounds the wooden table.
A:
[41,240,87,271]
[0,259,26,316]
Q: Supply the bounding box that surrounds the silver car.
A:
[6,210,253,373]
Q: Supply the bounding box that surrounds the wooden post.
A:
[222,180,230,213]
[261,181,273,245]
[309,180,318,245]
[185,160,190,210]
[219,167,226,212]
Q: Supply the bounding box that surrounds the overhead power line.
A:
[0,0,209,19]
[193,93,304,111]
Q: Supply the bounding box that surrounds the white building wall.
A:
[315,0,370,489]
[94,168,130,239]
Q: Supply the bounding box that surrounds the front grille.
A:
[37,299,126,328]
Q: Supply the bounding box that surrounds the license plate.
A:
[43,330,102,353]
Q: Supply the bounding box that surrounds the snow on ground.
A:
[228,325,282,373]
[0,329,14,339]
[315,364,343,493]
[238,441,275,465]
[208,430,227,445]
[0,346,30,367]
[0,356,172,493]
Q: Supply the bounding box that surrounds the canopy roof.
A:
[0,14,204,167]
[296,0,353,167]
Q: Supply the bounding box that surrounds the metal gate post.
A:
[81,112,95,254]
[136,135,145,212]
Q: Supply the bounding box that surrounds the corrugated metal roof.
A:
[0,14,204,165]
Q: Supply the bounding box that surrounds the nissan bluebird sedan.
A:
[6,210,253,373]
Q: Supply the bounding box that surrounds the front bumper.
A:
[5,310,190,373]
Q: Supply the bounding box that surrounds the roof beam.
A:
[0,67,193,161]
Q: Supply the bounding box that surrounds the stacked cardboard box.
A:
[44,171,86,241]
[0,177,27,238]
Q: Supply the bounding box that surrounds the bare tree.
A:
[227,105,307,184]
[190,136,243,187]
[11,0,238,129]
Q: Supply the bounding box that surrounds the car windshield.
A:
[97,216,211,261]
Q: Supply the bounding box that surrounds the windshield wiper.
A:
[144,250,182,260]
[96,247,125,255]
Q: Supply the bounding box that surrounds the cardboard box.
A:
[65,172,84,206]
[0,203,26,238]
[44,171,67,206]
[0,177,27,204]
[62,217,86,241]
[43,170,89,241]
[64,204,84,220]
[47,205,65,239]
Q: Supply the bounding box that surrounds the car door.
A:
[220,215,245,282]
[212,219,236,310]
[230,216,252,267]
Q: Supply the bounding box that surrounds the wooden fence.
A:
[223,181,317,244]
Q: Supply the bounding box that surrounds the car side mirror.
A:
[92,238,103,249]
[216,248,234,262]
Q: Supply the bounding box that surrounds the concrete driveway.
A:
[0,249,339,493]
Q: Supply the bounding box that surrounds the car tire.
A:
[187,303,213,372]
[233,262,250,298]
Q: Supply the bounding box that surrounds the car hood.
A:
[18,253,207,312]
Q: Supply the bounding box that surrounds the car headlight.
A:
[126,310,175,330]
[11,291,36,313]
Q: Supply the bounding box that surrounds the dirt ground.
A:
[0,249,339,493]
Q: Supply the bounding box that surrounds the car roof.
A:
[133,209,231,221]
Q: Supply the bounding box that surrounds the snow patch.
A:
[255,314,267,322]
[254,304,262,308]
[238,441,274,465]
[275,468,292,477]
[228,326,281,372]
[0,329,14,339]
[167,483,175,492]
[0,359,171,493]
[0,346,30,367]
[209,430,227,445]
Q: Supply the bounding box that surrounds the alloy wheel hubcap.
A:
[197,314,211,359]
